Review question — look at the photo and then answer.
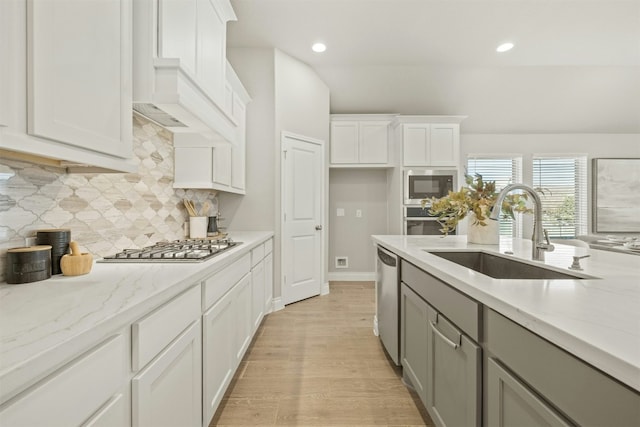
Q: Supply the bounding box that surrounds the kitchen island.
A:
[0,231,273,426]
[373,234,640,426]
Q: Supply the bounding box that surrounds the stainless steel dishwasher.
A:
[376,245,400,365]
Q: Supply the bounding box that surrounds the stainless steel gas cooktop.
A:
[99,238,241,263]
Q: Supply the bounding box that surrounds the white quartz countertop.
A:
[372,235,640,392]
[0,231,273,403]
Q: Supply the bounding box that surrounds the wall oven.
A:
[403,206,455,236]
[404,169,457,205]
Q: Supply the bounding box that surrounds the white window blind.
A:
[533,156,588,238]
[467,156,523,237]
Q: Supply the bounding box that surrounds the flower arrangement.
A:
[422,174,531,236]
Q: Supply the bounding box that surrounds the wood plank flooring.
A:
[210,281,433,426]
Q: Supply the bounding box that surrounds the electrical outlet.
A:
[356,209,362,218]
[337,208,345,217]
[335,256,348,269]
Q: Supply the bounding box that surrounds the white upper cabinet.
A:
[397,116,465,167]
[330,115,393,167]
[0,0,135,172]
[172,62,250,194]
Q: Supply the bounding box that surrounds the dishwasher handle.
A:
[377,247,397,267]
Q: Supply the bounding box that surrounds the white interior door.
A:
[282,132,324,305]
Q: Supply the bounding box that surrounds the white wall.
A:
[328,169,388,279]
[316,65,640,134]
[221,48,330,300]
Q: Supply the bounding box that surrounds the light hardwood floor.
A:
[210,281,433,426]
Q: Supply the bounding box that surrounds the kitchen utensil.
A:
[189,216,208,238]
[60,242,93,276]
[36,229,71,275]
[183,199,197,216]
[6,245,52,284]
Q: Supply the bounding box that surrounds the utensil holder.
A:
[189,217,208,239]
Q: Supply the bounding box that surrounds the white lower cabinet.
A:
[132,320,202,427]
[0,333,130,427]
[264,251,273,313]
[251,259,266,331]
[234,274,253,362]
[202,287,236,427]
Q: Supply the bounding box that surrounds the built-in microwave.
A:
[404,169,457,205]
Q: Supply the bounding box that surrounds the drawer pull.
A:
[430,314,461,349]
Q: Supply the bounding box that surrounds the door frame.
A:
[279,131,328,305]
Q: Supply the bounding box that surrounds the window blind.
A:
[467,156,523,237]
[533,156,588,238]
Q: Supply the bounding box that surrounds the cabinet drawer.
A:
[133,285,201,371]
[264,238,273,255]
[401,260,481,341]
[251,244,265,267]
[0,334,128,427]
[486,309,640,426]
[203,253,251,309]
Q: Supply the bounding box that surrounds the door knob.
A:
[315,225,323,231]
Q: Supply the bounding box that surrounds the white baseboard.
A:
[271,297,285,312]
[327,271,376,282]
[321,281,330,295]
[373,315,379,337]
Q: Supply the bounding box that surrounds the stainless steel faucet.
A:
[489,183,554,261]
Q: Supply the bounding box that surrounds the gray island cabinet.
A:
[384,236,640,427]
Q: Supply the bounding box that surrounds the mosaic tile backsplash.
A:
[0,115,215,282]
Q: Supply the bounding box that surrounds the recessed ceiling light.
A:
[312,42,326,53]
[496,42,514,53]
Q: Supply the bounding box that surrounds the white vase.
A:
[467,213,499,245]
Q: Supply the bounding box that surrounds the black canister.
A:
[207,216,218,236]
[6,245,52,284]
[36,229,71,275]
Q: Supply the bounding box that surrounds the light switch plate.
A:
[337,208,345,217]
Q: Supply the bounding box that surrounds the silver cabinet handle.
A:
[429,317,461,350]
[315,225,322,230]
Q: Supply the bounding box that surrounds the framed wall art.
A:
[593,158,640,233]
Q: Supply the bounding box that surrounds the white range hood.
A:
[132,0,238,146]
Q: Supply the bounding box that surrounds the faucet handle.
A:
[569,255,590,271]
[539,229,555,252]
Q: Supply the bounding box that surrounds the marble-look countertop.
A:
[372,235,640,392]
[0,231,273,404]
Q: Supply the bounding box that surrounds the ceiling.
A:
[227,0,640,133]
[227,0,640,67]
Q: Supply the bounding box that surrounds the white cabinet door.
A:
[234,274,253,363]
[196,0,226,104]
[358,121,389,164]
[251,259,265,332]
[202,287,236,426]
[133,320,202,427]
[429,124,459,166]
[0,334,129,427]
[231,95,246,191]
[212,144,232,186]
[402,124,430,166]
[83,392,130,427]
[264,251,273,314]
[28,0,131,159]
[330,121,359,164]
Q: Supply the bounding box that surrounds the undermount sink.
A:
[426,251,589,280]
